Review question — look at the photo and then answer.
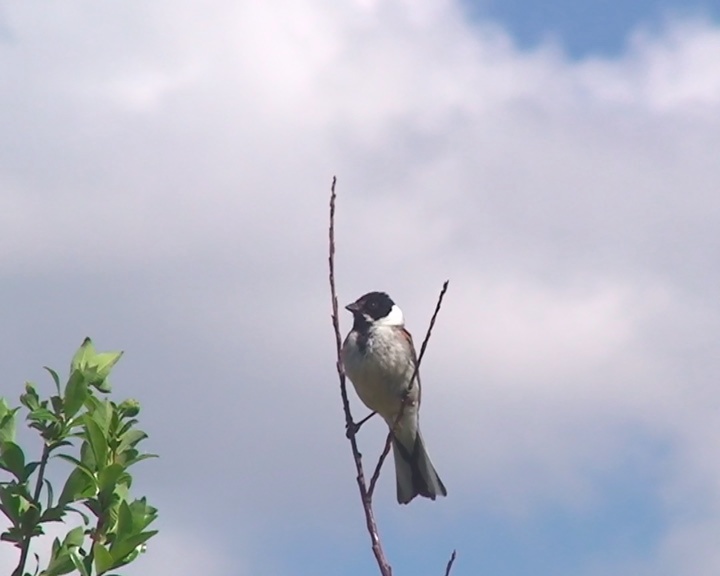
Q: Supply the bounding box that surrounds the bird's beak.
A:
[345,301,360,313]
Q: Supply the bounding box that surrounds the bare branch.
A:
[368,432,393,497]
[347,410,377,438]
[329,176,392,576]
[444,550,457,576]
[410,280,450,391]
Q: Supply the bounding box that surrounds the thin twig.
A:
[367,281,450,497]
[444,550,457,576]
[368,432,393,497]
[329,176,392,576]
[409,280,450,394]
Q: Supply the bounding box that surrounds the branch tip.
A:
[443,550,457,576]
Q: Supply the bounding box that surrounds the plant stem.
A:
[12,443,52,576]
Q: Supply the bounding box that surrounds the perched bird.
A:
[341,291,447,504]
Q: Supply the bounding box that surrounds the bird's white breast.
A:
[341,325,418,420]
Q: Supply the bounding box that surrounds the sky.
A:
[1,1,720,575]
[467,0,720,56]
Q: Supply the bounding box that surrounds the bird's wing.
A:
[399,326,422,404]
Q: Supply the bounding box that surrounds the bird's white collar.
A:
[375,304,405,327]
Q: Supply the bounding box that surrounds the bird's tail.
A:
[391,428,447,504]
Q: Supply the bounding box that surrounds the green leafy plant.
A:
[0,338,158,576]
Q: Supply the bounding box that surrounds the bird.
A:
[341,291,447,504]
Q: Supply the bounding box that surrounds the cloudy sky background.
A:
[1,0,720,574]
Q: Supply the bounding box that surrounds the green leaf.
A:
[27,408,59,424]
[0,489,21,523]
[0,401,18,443]
[43,367,62,394]
[41,423,65,444]
[117,418,139,437]
[83,417,108,469]
[69,338,123,394]
[117,430,147,454]
[94,379,113,393]
[83,498,101,517]
[50,395,63,415]
[63,525,85,547]
[25,461,41,482]
[39,505,67,523]
[0,442,26,480]
[115,500,133,539]
[114,482,130,503]
[109,530,158,566]
[128,497,158,531]
[44,477,54,509]
[70,338,95,372]
[21,499,41,527]
[92,351,124,381]
[120,453,158,468]
[79,441,97,470]
[51,535,61,556]
[82,395,103,418]
[54,453,84,469]
[45,557,77,576]
[32,551,41,576]
[69,549,91,576]
[20,383,40,411]
[97,464,126,493]
[0,483,33,524]
[0,397,12,418]
[86,400,112,435]
[58,467,95,506]
[117,399,140,419]
[45,542,79,576]
[63,370,88,418]
[0,527,23,545]
[94,542,113,575]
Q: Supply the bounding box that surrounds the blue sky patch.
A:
[463,0,720,57]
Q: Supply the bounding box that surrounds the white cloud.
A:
[123,527,235,576]
[436,275,667,384]
[577,18,720,110]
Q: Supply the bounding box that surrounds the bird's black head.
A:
[346,291,397,324]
